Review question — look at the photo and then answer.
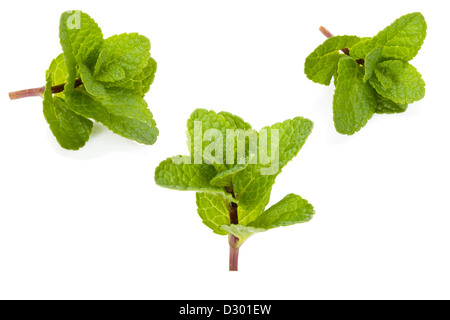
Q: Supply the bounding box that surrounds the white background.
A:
[0,0,448,300]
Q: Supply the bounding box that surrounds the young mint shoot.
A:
[154,109,315,271]
[9,10,158,150]
[304,12,427,135]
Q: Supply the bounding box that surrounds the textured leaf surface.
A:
[220,224,266,245]
[233,168,276,225]
[363,46,383,82]
[59,10,103,95]
[350,13,426,62]
[47,53,68,87]
[305,35,361,85]
[210,160,252,188]
[155,156,220,192]
[220,111,253,131]
[375,93,408,114]
[79,63,106,97]
[248,194,314,229]
[333,56,376,135]
[94,33,151,82]
[266,117,314,170]
[233,117,313,223]
[220,194,314,244]
[43,76,92,150]
[47,53,72,99]
[371,12,426,61]
[370,60,425,104]
[66,88,158,145]
[374,65,395,89]
[101,57,157,96]
[237,190,271,226]
[349,37,373,60]
[196,192,230,235]
[186,109,252,173]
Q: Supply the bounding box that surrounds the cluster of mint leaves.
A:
[43,10,158,150]
[304,12,427,135]
[154,109,315,267]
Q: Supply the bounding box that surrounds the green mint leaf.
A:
[350,13,426,62]
[248,194,314,229]
[363,46,383,82]
[101,57,157,96]
[373,64,395,89]
[233,170,276,225]
[304,35,361,85]
[267,117,314,170]
[220,194,314,245]
[66,87,159,145]
[196,192,230,235]
[186,109,253,173]
[209,155,256,188]
[47,53,74,99]
[59,10,103,95]
[370,12,427,61]
[79,63,106,97]
[219,111,253,131]
[349,37,373,60]
[154,156,220,192]
[375,93,408,114]
[370,60,425,104]
[332,56,376,135]
[233,117,313,223]
[237,191,271,227]
[220,224,266,246]
[47,53,68,88]
[94,33,151,83]
[43,74,93,150]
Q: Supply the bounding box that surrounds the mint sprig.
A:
[154,109,315,271]
[9,10,158,150]
[305,12,427,135]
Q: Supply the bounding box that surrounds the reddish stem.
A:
[229,235,239,271]
[319,26,350,56]
[8,79,83,100]
[319,26,334,38]
[8,86,45,100]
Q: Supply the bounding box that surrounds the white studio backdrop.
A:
[0,0,448,299]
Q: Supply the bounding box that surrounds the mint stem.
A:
[8,86,45,100]
[319,26,350,55]
[319,26,334,39]
[8,79,84,100]
[228,201,239,271]
[229,234,239,271]
[319,26,364,65]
